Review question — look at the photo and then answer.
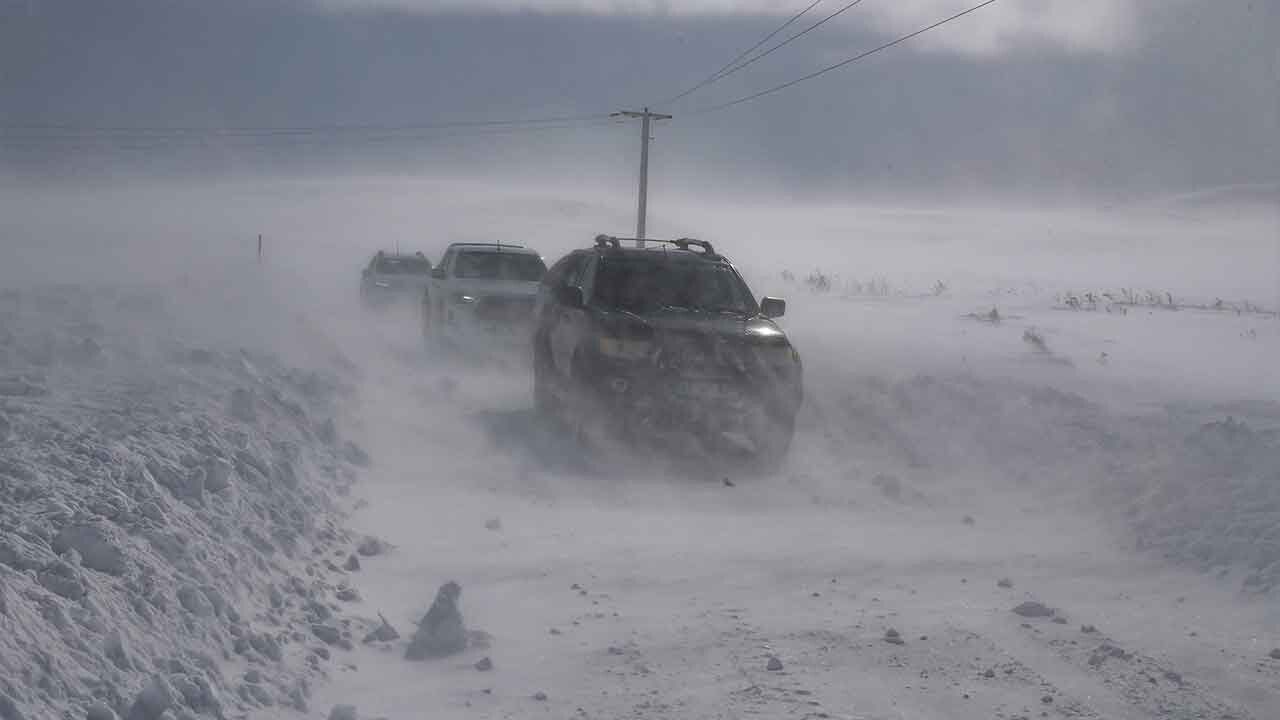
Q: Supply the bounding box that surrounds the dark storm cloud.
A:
[0,0,1275,196]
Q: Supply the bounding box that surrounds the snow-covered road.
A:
[4,182,1277,720]
[299,296,1280,720]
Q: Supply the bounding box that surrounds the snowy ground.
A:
[0,279,380,719]
[292,284,1280,720]
[2,179,1278,720]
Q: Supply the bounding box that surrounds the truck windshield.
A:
[453,252,547,281]
[593,257,758,315]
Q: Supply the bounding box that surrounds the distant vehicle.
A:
[532,234,802,468]
[360,251,433,307]
[422,242,548,349]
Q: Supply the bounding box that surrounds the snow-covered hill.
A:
[0,280,378,720]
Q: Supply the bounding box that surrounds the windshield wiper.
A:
[657,303,749,316]
[705,306,749,316]
[615,307,651,326]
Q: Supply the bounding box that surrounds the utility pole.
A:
[1271,1,1280,323]
[612,108,671,247]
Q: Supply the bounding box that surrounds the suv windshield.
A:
[593,257,758,315]
[376,256,431,274]
[453,252,547,281]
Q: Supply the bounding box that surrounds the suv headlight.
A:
[453,293,478,304]
[598,336,651,361]
[756,344,799,366]
[750,337,801,378]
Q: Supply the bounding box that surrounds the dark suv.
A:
[359,250,433,307]
[532,235,802,467]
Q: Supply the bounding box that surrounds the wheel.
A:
[747,407,795,473]
[430,302,458,353]
[532,333,560,415]
[563,350,603,448]
[533,356,556,417]
[420,293,433,343]
[422,295,457,353]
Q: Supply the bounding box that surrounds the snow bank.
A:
[782,282,1280,599]
[0,283,371,719]
[795,365,1280,596]
[1123,416,1280,593]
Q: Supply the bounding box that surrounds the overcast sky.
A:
[1,0,1276,198]
[321,0,1142,55]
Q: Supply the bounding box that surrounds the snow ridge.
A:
[0,285,367,720]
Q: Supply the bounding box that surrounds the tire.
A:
[532,336,558,417]
[420,293,433,343]
[749,408,796,473]
[533,359,556,417]
[564,350,601,448]
[422,296,457,353]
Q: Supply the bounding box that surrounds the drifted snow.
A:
[0,284,369,719]
[2,185,1278,720]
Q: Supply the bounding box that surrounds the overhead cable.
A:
[665,0,870,106]
[685,0,999,116]
[657,0,826,106]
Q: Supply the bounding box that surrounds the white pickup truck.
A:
[421,242,548,350]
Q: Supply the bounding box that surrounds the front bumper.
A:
[365,284,424,305]
[585,357,801,433]
[442,296,536,347]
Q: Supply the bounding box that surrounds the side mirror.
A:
[760,297,786,318]
[555,285,584,309]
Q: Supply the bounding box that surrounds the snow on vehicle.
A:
[421,242,548,350]
[532,234,802,468]
[360,251,433,307]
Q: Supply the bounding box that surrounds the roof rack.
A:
[593,234,719,259]
[447,242,526,251]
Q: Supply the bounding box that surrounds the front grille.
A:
[657,332,746,379]
[475,296,535,324]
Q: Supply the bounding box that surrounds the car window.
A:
[543,254,576,288]
[577,255,598,301]
[543,253,584,289]
[593,257,758,315]
[564,254,588,287]
[453,251,547,281]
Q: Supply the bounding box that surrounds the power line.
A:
[658,0,825,107]
[1,0,1001,167]
[0,112,614,138]
[666,0,870,107]
[685,0,999,116]
[4,119,624,146]
[0,117,627,153]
